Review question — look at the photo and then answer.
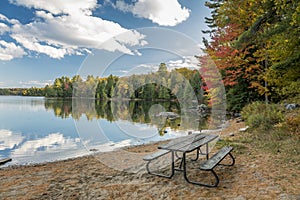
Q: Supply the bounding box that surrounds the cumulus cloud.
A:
[167,56,200,70]
[129,56,199,74]
[114,0,190,26]
[0,40,27,61]
[0,0,147,60]
[9,0,98,16]
[0,23,10,34]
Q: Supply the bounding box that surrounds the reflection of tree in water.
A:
[44,99,209,133]
[44,99,73,119]
[129,100,180,123]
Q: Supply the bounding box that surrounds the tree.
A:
[201,0,300,111]
[158,63,167,72]
[95,80,107,99]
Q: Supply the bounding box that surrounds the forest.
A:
[0,65,205,103]
[200,0,300,111]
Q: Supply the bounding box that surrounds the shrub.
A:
[241,101,285,130]
[285,111,300,137]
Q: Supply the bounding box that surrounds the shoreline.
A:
[1,119,299,199]
[1,126,228,169]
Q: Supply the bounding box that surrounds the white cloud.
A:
[9,0,98,16]
[19,80,53,87]
[0,129,25,150]
[114,0,190,26]
[125,56,199,76]
[124,63,158,76]
[0,40,27,61]
[0,13,19,25]
[0,0,147,60]
[0,23,10,34]
[167,56,200,70]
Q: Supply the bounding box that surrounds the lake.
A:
[0,96,209,166]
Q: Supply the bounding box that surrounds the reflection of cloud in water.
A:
[0,129,25,150]
[13,133,80,156]
[9,133,88,165]
[3,128,189,166]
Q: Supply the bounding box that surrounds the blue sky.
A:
[0,0,211,88]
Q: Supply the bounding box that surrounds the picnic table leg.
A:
[206,143,209,160]
[191,147,200,161]
[145,151,175,178]
[197,144,209,160]
[183,152,219,187]
[218,152,235,166]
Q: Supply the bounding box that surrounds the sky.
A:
[0,0,211,88]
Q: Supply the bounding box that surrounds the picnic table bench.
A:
[143,133,235,187]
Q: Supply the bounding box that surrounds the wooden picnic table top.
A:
[158,133,218,153]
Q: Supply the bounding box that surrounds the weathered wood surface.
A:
[200,146,233,170]
[143,150,170,161]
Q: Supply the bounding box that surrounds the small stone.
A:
[89,149,98,152]
[239,126,249,132]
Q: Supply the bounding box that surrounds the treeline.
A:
[0,65,205,103]
[0,87,44,96]
[105,64,204,102]
[201,0,300,111]
[46,64,204,102]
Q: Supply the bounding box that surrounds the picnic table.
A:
[143,133,235,187]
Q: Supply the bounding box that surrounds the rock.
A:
[197,104,209,113]
[89,149,98,152]
[285,103,299,110]
[156,112,179,119]
[239,126,249,132]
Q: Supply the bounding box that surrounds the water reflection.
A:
[0,129,25,151]
[0,96,208,166]
[45,98,209,133]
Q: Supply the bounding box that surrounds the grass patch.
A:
[247,126,300,165]
[216,138,248,155]
[240,101,300,165]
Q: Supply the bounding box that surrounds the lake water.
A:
[0,96,208,166]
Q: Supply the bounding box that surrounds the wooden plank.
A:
[143,150,170,161]
[177,134,218,152]
[200,146,233,170]
[159,133,206,150]
[165,135,205,152]
[0,158,12,165]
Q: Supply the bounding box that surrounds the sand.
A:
[1,120,300,200]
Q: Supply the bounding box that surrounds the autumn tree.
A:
[201,0,300,111]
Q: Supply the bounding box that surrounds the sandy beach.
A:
[1,120,300,200]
